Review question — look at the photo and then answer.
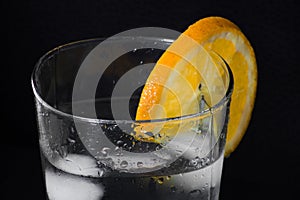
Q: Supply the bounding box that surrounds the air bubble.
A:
[155,146,160,151]
[189,159,198,167]
[137,162,143,168]
[170,186,177,192]
[157,177,164,184]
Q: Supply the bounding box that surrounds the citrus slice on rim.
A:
[135,16,257,156]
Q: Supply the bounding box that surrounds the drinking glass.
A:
[31,36,233,200]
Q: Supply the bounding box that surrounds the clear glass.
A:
[32,37,233,200]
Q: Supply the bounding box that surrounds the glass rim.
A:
[31,37,234,124]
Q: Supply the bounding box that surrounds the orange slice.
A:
[135,16,257,156]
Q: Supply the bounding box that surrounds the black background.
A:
[2,0,300,199]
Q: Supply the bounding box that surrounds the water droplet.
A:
[137,162,143,168]
[140,61,144,64]
[116,152,123,156]
[166,175,171,180]
[101,147,110,157]
[132,48,137,52]
[201,174,205,178]
[115,147,123,156]
[189,189,202,198]
[120,160,128,168]
[67,137,75,143]
[116,140,124,146]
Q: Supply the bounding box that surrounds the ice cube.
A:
[53,154,101,177]
[45,167,104,200]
